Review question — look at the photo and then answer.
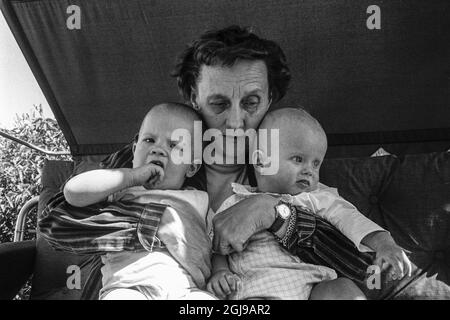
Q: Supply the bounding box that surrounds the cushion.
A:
[321,151,450,299]
[32,160,91,300]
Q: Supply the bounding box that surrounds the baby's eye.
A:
[313,160,321,168]
[292,156,303,163]
[169,141,180,149]
[144,138,155,143]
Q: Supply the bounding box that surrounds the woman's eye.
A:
[293,156,303,163]
[243,97,260,111]
[210,101,228,112]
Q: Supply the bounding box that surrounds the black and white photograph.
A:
[0,0,449,307]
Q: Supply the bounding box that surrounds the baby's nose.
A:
[150,147,167,157]
[301,166,313,176]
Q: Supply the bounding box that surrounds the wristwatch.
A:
[268,200,292,233]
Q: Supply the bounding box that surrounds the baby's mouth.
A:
[296,179,310,189]
[149,159,165,169]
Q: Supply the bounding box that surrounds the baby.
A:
[64,103,215,300]
[207,107,412,300]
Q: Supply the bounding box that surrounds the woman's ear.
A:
[186,163,201,178]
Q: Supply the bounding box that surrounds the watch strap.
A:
[268,200,292,233]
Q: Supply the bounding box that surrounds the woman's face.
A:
[192,60,272,133]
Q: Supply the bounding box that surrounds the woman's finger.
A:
[230,240,244,253]
[212,229,220,252]
[218,241,232,255]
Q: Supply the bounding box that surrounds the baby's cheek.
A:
[311,173,320,189]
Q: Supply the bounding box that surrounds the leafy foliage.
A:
[0,104,72,299]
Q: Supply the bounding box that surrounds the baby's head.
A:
[254,107,327,195]
[133,102,201,190]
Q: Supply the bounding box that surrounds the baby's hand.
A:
[206,270,241,300]
[131,163,164,188]
[375,242,412,281]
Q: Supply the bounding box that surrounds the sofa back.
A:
[321,151,450,299]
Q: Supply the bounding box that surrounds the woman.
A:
[41,25,368,299]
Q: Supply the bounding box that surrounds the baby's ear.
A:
[186,163,201,178]
[252,149,269,174]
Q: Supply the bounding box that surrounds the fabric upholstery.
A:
[32,160,90,300]
[321,151,450,299]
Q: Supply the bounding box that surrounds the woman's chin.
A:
[204,135,249,165]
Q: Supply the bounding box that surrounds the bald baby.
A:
[138,102,201,139]
[255,107,328,195]
[133,102,201,190]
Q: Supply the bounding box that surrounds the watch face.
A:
[276,204,291,219]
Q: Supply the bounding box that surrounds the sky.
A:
[0,13,55,129]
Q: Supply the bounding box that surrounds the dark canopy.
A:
[1,0,449,156]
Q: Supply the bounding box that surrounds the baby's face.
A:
[133,110,196,190]
[256,122,327,195]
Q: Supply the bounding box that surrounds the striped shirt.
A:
[39,195,167,254]
[283,205,375,284]
[39,140,167,254]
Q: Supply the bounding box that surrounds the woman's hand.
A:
[212,194,279,254]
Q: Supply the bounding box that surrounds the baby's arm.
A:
[308,190,385,252]
[361,230,412,279]
[206,254,241,299]
[64,164,163,207]
[309,190,411,278]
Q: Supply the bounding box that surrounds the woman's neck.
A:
[204,162,245,175]
[204,162,247,212]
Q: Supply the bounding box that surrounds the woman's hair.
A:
[172,25,291,105]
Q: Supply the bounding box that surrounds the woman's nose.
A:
[226,104,245,130]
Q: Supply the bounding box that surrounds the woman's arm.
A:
[212,193,280,254]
